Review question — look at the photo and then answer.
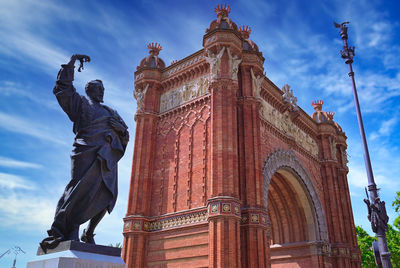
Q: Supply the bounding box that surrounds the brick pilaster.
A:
[208,78,241,267]
[123,79,160,268]
[238,64,269,268]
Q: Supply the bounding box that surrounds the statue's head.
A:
[85,80,104,103]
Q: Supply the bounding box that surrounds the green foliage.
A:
[393,192,400,213]
[357,191,400,267]
[108,242,122,248]
[356,226,376,267]
[387,224,400,266]
[388,192,400,266]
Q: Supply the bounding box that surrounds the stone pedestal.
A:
[27,241,125,268]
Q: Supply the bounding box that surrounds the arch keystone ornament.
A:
[123,5,361,268]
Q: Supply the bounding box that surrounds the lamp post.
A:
[334,21,392,268]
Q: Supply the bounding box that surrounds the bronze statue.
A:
[40,54,129,252]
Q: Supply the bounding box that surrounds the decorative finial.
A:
[312,100,323,111]
[327,112,335,120]
[334,21,350,40]
[147,42,162,55]
[239,25,251,39]
[171,60,178,65]
[334,22,355,64]
[215,4,231,17]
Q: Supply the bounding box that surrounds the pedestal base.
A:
[27,241,125,268]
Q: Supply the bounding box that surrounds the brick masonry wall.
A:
[124,13,361,266]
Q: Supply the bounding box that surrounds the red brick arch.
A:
[263,150,329,243]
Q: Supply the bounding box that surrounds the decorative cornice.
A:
[259,113,319,160]
[163,55,206,79]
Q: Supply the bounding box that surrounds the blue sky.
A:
[0,0,399,266]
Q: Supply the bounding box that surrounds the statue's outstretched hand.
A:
[67,54,91,72]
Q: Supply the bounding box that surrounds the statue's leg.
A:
[66,224,80,241]
[81,208,107,244]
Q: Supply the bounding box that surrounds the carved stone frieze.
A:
[148,210,208,231]
[160,75,210,113]
[259,100,319,157]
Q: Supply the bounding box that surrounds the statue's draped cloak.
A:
[49,64,128,239]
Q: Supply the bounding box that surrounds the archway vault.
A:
[263,150,329,243]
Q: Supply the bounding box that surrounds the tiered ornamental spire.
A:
[239,25,259,51]
[312,100,328,123]
[138,42,165,69]
[312,100,342,131]
[327,111,343,132]
[214,3,230,17]
[239,25,251,39]
[206,4,238,32]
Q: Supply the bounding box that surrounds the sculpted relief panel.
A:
[259,100,319,157]
[160,75,210,113]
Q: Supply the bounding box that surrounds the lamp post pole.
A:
[334,21,392,268]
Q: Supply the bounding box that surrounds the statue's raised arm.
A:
[53,54,90,124]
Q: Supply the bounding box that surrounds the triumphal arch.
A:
[122,5,361,267]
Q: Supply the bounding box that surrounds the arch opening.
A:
[263,150,329,267]
[268,168,317,245]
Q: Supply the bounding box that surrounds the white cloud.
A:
[0,156,42,169]
[379,117,397,136]
[347,154,400,193]
[347,164,368,189]
[370,116,398,141]
[365,22,392,48]
[0,81,60,111]
[349,191,361,197]
[0,29,69,75]
[0,173,36,190]
[0,192,54,230]
[0,111,68,145]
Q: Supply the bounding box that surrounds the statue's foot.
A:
[40,236,62,253]
[81,229,96,244]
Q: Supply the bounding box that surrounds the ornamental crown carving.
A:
[138,42,165,69]
[206,4,237,32]
[240,25,259,51]
[326,111,343,132]
[214,3,231,17]
[148,42,162,55]
[239,25,251,39]
[312,100,323,111]
[312,100,328,123]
